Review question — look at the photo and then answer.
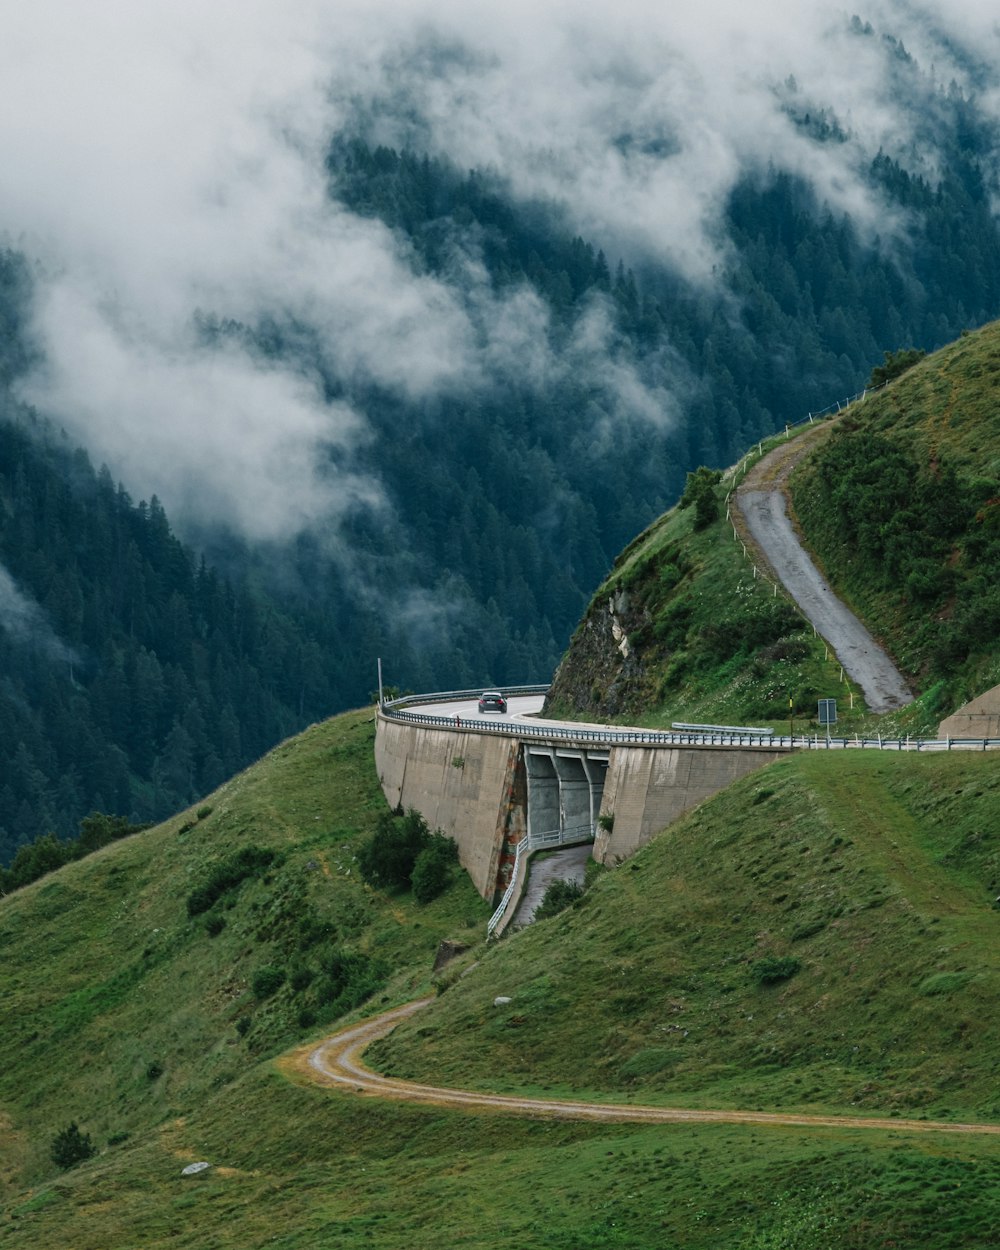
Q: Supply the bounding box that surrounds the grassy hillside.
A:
[3,716,1000,1249]
[376,752,1000,1121]
[543,427,891,734]
[548,318,1000,736]
[790,319,1000,712]
[0,712,488,1212]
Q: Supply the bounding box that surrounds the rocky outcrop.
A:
[543,587,656,720]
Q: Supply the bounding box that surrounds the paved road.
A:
[735,438,913,714]
[283,999,1000,1137]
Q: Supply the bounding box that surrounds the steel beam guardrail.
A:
[379,694,1000,753]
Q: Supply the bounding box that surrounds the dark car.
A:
[478,690,508,715]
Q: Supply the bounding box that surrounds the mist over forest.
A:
[5,1,1000,861]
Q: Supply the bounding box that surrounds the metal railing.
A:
[486,821,596,938]
[380,694,1000,753]
[487,835,525,938]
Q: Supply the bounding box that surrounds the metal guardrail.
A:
[380,694,1000,753]
[487,835,525,937]
[486,821,595,937]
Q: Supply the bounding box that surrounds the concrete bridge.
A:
[374,690,790,932]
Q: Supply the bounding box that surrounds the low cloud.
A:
[1,1,998,546]
[0,562,79,666]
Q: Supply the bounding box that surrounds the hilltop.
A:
[547,319,1000,738]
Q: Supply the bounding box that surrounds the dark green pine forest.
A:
[5,32,1000,867]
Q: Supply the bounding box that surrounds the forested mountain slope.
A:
[0,406,360,860]
[8,31,1000,854]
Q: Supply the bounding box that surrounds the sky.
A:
[1,0,999,545]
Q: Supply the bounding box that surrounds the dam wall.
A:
[594,742,787,863]
[374,713,526,899]
[375,708,787,900]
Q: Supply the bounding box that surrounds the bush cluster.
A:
[751,955,801,985]
[186,846,277,917]
[0,813,149,896]
[357,808,458,903]
[533,878,584,921]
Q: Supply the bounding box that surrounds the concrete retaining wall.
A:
[939,684,1000,739]
[594,743,786,863]
[374,712,526,900]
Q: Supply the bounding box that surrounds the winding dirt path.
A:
[732,428,912,713]
[280,999,1000,1137]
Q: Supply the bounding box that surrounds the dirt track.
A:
[280,999,1000,1136]
[733,430,913,714]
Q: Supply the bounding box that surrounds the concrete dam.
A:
[374,694,789,928]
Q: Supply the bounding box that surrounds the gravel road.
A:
[735,436,912,714]
[283,999,1000,1136]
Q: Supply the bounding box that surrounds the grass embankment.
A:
[791,319,1000,715]
[545,423,899,735]
[3,718,1000,1248]
[376,752,1000,1122]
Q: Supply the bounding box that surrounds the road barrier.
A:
[380,692,1000,754]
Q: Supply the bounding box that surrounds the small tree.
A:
[50,1122,95,1170]
[679,466,722,530]
[357,808,431,891]
[411,835,459,904]
[869,347,925,388]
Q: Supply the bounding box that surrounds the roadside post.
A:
[818,698,837,746]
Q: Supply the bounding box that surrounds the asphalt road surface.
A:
[736,437,913,714]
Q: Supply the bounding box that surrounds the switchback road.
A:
[283,999,1000,1137]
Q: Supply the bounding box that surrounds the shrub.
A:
[186,846,277,917]
[312,948,388,1017]
[751,955,801,985]
[534,879,584,921]
[357,808,431,891]
[411,835,459,903]
[146,1061,164,1081]
[235,1015,252,1037]
[918,971,973,996]
[869,346,925,388]
[50,1122,95,1170]
[252,966,285,999]
[205,915,226,937]
[289,965,314,992]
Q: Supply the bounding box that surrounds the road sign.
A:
[817,698,837,725]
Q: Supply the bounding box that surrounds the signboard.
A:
[817,698,837,726]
